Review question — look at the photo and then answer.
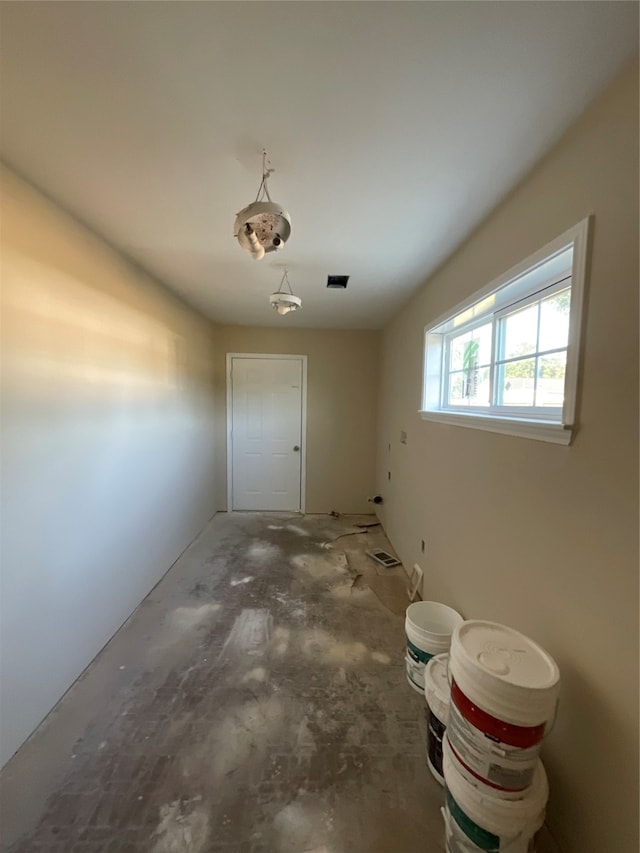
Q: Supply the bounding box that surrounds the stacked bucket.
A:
[404,600,462,785]
[423,651,451,785]
[404,600,463,694]
[442,621,560,853]
[404,604,560,850]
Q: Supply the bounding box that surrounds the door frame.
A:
[226,353,308,513]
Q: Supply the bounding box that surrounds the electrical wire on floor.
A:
[330,530,368,542]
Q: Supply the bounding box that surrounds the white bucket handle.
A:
[441,807,453,848]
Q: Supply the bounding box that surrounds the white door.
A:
[229,355,305,511]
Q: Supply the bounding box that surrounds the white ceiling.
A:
[1,2,637,329]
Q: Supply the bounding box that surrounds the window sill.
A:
[418,410,573,444]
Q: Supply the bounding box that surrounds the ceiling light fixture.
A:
[234,150,291,260]
[269,269,302,316]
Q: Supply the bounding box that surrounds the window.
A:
[421,218,591,444]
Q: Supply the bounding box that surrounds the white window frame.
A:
[420,217,592,444]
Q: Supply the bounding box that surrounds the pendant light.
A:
[234,151,291,260]
[269,269,302,316]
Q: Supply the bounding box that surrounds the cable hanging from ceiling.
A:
[269,268,302,316]
[234,150,291,260]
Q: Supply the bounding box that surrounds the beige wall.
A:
[376,62,639,853]
[0,167,217,766]
[213,326,379,514]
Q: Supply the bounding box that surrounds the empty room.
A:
[0,3,638,853]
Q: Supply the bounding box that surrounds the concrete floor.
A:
[1,512,561,853]
[0,513,446,852]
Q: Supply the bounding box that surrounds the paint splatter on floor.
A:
[1,513,446,853]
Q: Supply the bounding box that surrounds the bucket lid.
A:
[443,736,548,834]
[449,621,560,727]
[424,653,451,722]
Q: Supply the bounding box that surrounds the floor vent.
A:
[367,550,401,568]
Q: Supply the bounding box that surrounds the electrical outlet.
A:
[421,540,425,553]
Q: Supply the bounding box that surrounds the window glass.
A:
[538,288,570,352]
[448,366,490,407]
[447,322,492,406]
[449,332,469,372]
[502,303,538,360]
[536,351,566,407]
[498,359,536,407]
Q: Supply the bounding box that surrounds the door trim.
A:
[226,353,308,513]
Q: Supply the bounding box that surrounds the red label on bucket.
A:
[447,680,545,792]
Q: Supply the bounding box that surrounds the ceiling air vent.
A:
[327,275,349,289]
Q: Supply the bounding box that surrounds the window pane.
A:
[536,351,566,407]
[474,322,493,366]
[449,322,492,372]
[450,333,470,372]
[498,358,535,407]
[448,367,490,406]
[448,372,465,404]
[502,304,539,360]
[470,366,491,406]
[538,288,570,352]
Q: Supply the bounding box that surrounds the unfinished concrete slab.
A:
[1,513,448,852]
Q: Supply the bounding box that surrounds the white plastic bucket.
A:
[445,732,530,802]
[405,601,463,694]
[448,621,560,792]
[424,653,451,786]
[442,736,548,853]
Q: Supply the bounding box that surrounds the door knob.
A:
[293,445,300,452]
